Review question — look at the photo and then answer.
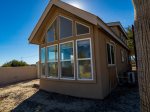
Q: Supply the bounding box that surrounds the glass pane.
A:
[60,42,73,60]
[41,48,45,63]
[78,60,92,79]
[47,45,58,62]
[60,16,73,39]
[61,61,74,79]
[107,44,111,64]
[76,23,90,35]
[41,63,45,76]
[48,62,58,77]
[47,20,57,42]
[111,45,115,64]
[77,39,91,59]
[121,50,124,62]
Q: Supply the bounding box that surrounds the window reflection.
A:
[60,16,73,39]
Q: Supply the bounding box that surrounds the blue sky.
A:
[0,0,134,66]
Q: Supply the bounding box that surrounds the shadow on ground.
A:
[12,86,140,112]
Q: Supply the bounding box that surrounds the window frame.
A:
[47,44,59,79]
[41,47,46,77]
[76,38,94,80]
[121,49,125,63]
[59,41,75,80]
[59,15,73,40]
[46,16,58,43]
[75,21,90,36]
[107,42,116,66]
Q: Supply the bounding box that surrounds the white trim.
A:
[75,21,90,36]
[47,44,58,62]
[76,38,94,80]
[47,76,59,79]
[47,44,59,79]
[41,47,46,64]
[59,41,75,80]
[121,49,125,63]
[40,47,47,77]
[60,59,73,62]
[77,58,91,61]
[106,42,116,66]
[59,15,74,40]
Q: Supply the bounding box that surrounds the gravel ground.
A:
[0,80,140,112]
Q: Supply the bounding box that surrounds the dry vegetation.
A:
[0,80,139,112]
[0,80,39,112]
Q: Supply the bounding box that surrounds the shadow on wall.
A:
[12,86,140,112]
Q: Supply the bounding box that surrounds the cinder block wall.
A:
[0,66,37,86]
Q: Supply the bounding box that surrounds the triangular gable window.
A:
[59,16,73,39]
[47,20,57,43]
[76,22,90,36]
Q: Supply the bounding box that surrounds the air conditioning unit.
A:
[127,72,135,84]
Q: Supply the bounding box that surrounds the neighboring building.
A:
[29,0,130,99]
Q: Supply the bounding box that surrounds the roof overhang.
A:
[28,0,97,43]
[28,0,129,50]
[107,22,128,38]
[97,18,128,50]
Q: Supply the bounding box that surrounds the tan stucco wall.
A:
[98,29,129,98]
[0,66,37,86]
[40,79,103,99]
[116,44,129,74]
[97,29,114,98]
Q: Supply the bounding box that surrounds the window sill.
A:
[40,77,97,84]
[108,64,116,67]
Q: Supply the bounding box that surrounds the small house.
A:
[29,0,129,99]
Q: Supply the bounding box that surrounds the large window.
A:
[41,48,46,76]
[59,16,73,39]
[47,20,57,42]
[41,15,94,81]
[76,22,90,36]
[60,42,74,79]
[107,43,115,65]
[47,45,58,78]
[76,39,93,80]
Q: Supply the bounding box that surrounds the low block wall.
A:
[0,66,37,86]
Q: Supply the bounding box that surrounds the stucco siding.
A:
[116,45,129,75]
[98,29,129,98]
[40,79,103,99]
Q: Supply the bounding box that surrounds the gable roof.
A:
[107,22,128,38]
[28,0,128,49]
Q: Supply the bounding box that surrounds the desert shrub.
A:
[2,60,28,67]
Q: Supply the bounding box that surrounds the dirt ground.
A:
[0,80,140,112]
[0,80,39,112]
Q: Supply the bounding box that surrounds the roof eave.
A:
[97,19,129,50]
[28,0,98,43]
[107,22,128,38]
